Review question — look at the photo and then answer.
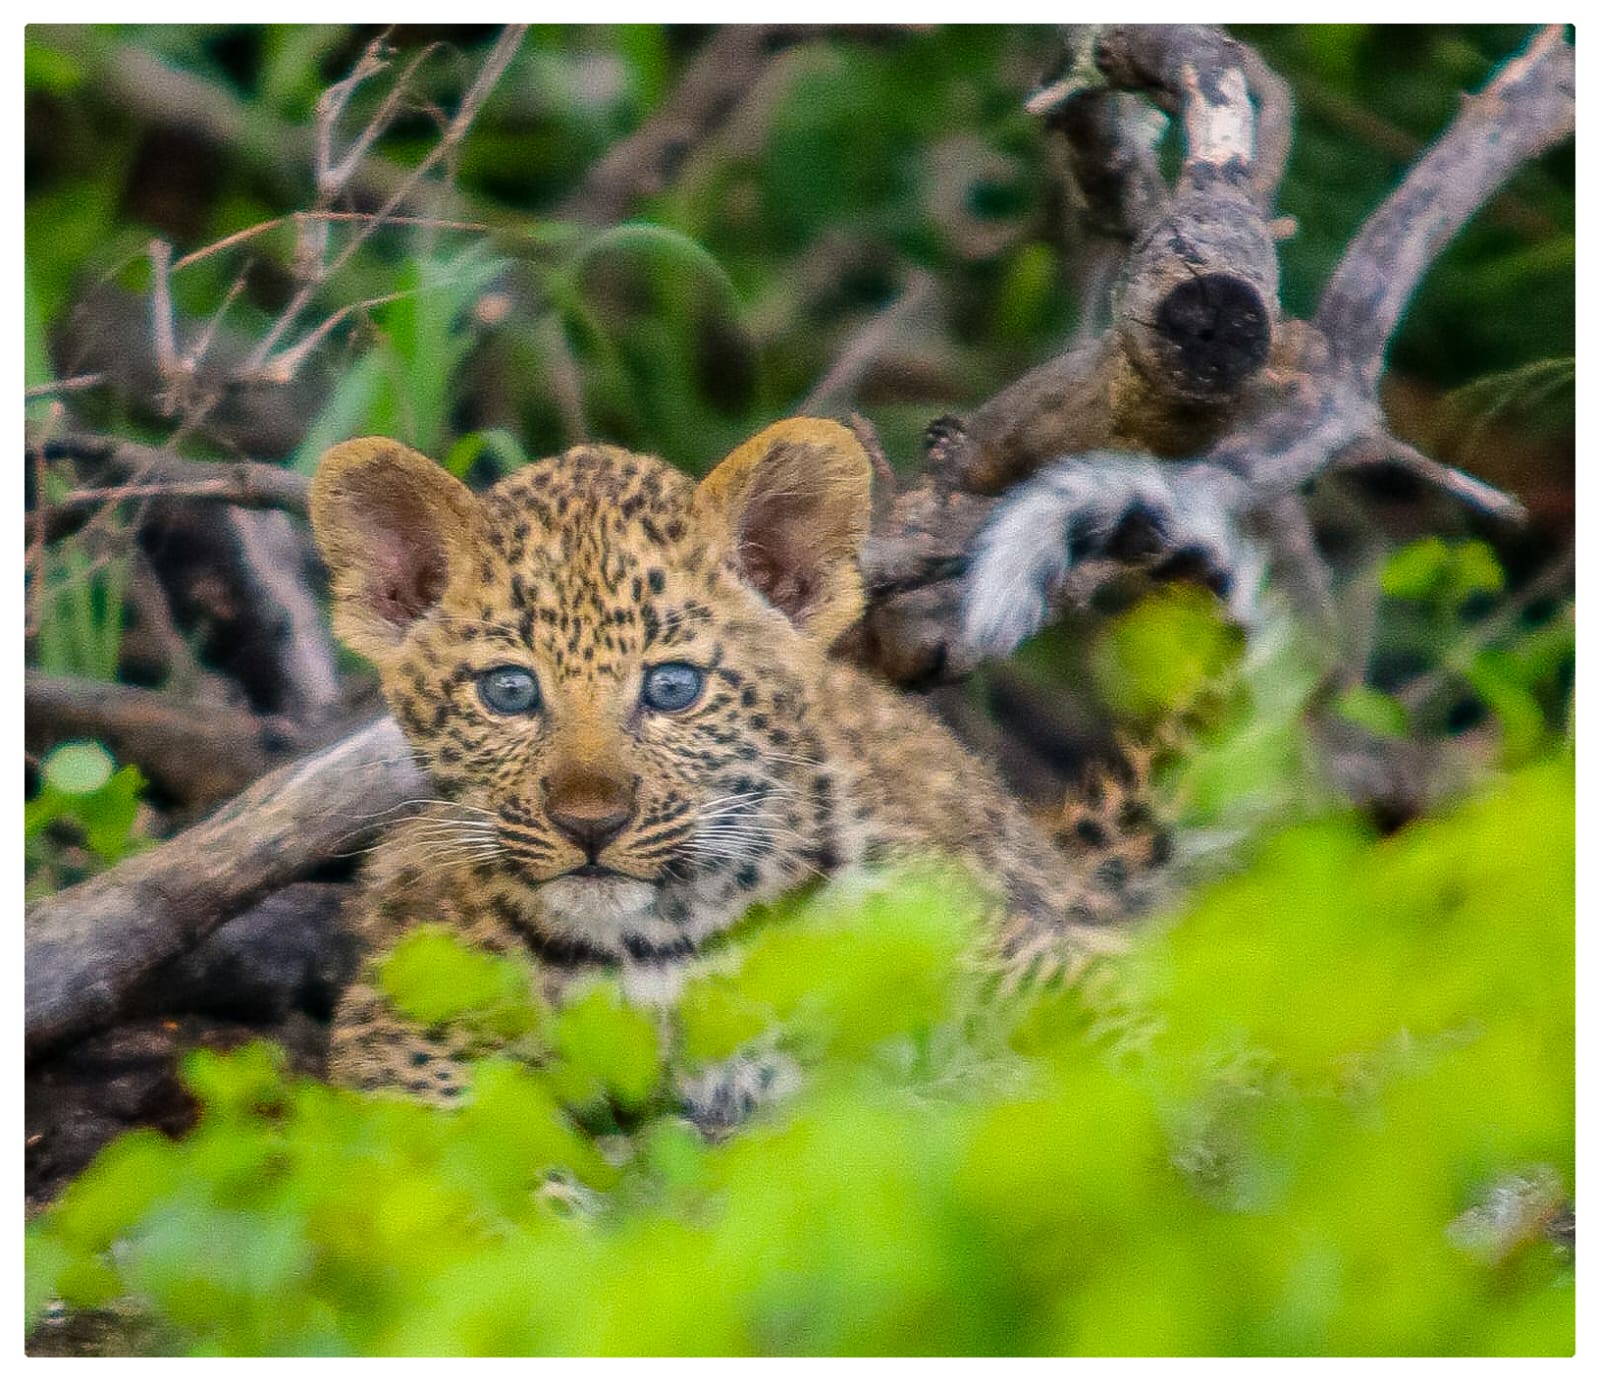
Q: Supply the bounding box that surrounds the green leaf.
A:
[383,248,506,456]
[25,1227,72,1327]
[43,740,114,796]
[50,1130,185,1254]
[80,764,147,861]
[1466,649,1546,766]
[1090,588,1244,722]
[560,221,755,461]
[993,241,1058,340]
[378,927,546,1041]
[1380,537,1452,600]
[731,866,983,1059]
[571,223,743,312]
[1380,538,1503,606]
[183,1043,287,1120]
[450,1059,616,1196]
[35,542,127,681]
[1335,686,1409,739]
[25,269,54,423]
[550,980,662,1109]
[1448,540,1507,600]
[677,973,773,1065]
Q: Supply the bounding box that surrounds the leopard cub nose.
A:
[543,769,637,856]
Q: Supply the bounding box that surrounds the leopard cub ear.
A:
[309,437,482,664]
[694,418,873,645]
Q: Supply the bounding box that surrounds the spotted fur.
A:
[310,420,1164,1111]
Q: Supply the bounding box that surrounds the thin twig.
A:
[240,24,527,379]
[147,239,179,385]
[31,434,310,545]
[800,270,939,414]
[30,25,493,225]
[170,211,493,273]
[25,403,65,638]
[181,271,249,378]
[1332,432,1528,526]
[24,373,107,400]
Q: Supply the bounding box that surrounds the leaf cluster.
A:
[26,753,1573,1355]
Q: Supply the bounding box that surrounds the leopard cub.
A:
[310,419,1157,1107]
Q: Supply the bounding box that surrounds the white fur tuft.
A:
[961,453,1264,657]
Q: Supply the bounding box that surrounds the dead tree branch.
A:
[242,24,526,379]
[25,673,317,810]
[25,719,423,1056]
[31,434,310,544]
[1315,24,1575,390]
[849,23,1566,683]
[29,25,494,226]
[963,23,1291,496]
[801,270,941,414]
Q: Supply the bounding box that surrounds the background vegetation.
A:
[24,24,1574,1356]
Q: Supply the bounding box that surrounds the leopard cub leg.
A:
[327,975,481,1108]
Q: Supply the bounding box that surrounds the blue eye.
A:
[641,662,704,713]
[478,665,540,715]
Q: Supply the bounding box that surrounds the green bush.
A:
[26,754,1573,1355]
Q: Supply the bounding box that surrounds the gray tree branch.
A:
[26,719,422,1056]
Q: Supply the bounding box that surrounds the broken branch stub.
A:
[1099,25,1282,405]
[961,24,1289,493]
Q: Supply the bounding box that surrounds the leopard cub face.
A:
[311,420,873,964]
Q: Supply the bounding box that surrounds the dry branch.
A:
[32,434,310,544]
[801,270,941,414]
[25,719,423,1056]
[242,24,527,380]
[30,26,494,226]
[852,23,1565,682]
[1039,84,1167,339]
[1316,24,1575,388]
[961,24,1290,495]
[222,509,344,721]
[25,673,317,809]
[50,285,331,458]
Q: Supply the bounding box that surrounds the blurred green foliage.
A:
[26,752,1572,1354]
[1366,538,1574,762]
[25,741,150,899]
[32,539,127,685]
